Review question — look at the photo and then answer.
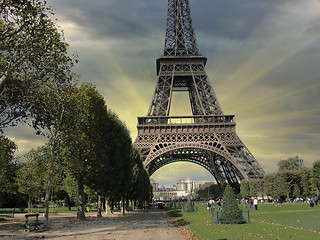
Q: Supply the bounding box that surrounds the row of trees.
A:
[0,0,152,227]
[240,156,320,200]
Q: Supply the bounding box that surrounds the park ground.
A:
[0,208,187,240]
[1,203,320,240]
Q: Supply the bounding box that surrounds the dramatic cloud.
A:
[5,0,320,186]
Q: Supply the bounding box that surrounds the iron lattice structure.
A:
[134,0,265,186]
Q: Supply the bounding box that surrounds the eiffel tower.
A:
[134,0,265,187]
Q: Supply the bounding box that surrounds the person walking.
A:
[249,199,253,209]
[253,198,258,210]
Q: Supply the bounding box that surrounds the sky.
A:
[4,0,320,187]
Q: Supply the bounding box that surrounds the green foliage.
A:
[312,160,320,191]
[240,179,250,199]
[0,0,78,130]
[16,147,48,201]
[278,156,304,171]
[128,146,152,203]
[61,171,78,201]
[262,157,319,199]
[263,173,286,199]
[0,136,19,207]
[184,196,194,212]
[59,83,109,219]
[196,183,223,198]
[249,179,263,198]
[1,0,78,226]
[219,185,245,224]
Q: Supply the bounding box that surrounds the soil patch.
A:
[0,209,186,240]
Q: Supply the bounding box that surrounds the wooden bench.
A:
[24,213,42,231]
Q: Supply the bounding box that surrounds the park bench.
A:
[23,213,42,231]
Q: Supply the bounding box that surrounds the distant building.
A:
[150,178,159,192]
[152,178,196,201]
[176,178,193,192]
[193,181,216,190]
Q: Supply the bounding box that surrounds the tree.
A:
[16,145,65,212]
[0,135,19,207]
[263,174,285,200]
[312,160,320,193]
[0,0,77,129]
[16,147,47,212]
[278,156,304,171]
[1,0,78,227]
[98,109,133,216]
[240,180,250,199]
[30,81,76,227]
[219,185,245,224]
[127,146,151,207]
[184,195,194,212]
[249,179,264,198]
[59,83,112,220]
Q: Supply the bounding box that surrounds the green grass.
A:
[246,203,320,231]
[173,203,320,240]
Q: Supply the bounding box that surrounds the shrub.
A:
[185,196,194,212]
[219,185,246,224]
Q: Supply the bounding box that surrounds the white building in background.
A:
[152,178,216,201]
[176,178,193,192]
[152,178,194,201]
[150,178,159,192]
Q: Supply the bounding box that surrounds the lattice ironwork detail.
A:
[134,0,265,187]
[164,0,199,56]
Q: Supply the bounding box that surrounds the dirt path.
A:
[0,209,187,240]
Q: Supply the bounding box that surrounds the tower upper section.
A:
[164,0,200,56]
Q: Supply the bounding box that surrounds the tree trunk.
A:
[105,197,112,215]
[76,178,86,220]
[66,195,72,211]
[44,144,55,228]
[28,196,32,214]
[97,195,102,217]
[111,199,114,213]
[122,194,125,216]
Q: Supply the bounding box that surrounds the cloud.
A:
[3,125,47,157]
[50,0,166,41]
[151,162,215,187]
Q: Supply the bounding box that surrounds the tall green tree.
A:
[127,146,151,206]
[104,110,133,215]
[0,135,19,207]
[249,179,264,198]
[312,160,320,193]
[60,83,111,220]
[278,156,305,171]
[17,145,65,212]
[17,147,47,212]
[263,173,285,200]
[240,179,250,199]
[0,0,77,130]
[1,0,78,227]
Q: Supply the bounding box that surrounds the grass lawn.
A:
[172,203,320,240]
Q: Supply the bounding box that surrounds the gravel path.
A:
[0,209,187,240]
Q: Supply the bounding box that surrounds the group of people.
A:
[242,198,259,210]
[206,199,223,212]
[283,196,319,207]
